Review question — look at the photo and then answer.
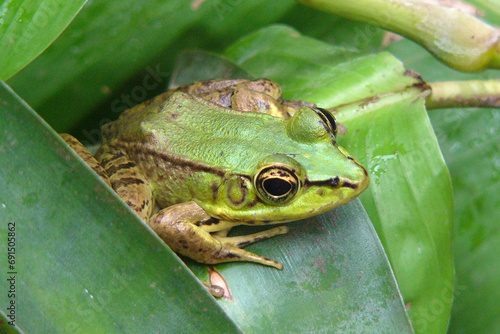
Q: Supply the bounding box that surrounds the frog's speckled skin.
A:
[63,79,369,273]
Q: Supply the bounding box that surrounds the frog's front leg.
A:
[148,201,288,269]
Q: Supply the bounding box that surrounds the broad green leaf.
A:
[443,106,499,334]
[387,35,500,333]
[0,0,88,79]
[224,25,454,334]
[207,202,413,333]
[6,0,304,132]
[0,81,242,333]
[169,50,252,88]
[278,7,385,52]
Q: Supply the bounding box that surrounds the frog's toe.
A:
[214,225,289,248]
[217,246,283,270]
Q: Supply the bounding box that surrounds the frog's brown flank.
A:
[114,141,227,177]
[96,146,154,220]
[60,134,111,187]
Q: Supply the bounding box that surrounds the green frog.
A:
[62,78,369,291]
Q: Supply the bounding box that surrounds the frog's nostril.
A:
[329,177,340,187]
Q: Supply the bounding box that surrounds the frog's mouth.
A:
[290,164,370,219]
[304,175,363,190]
[304,177,369,194]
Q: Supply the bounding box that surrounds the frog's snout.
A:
[341,163,369,193]
[336,145,370,194]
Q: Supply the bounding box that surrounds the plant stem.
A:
[297,0,500,72]
[426,80,500,109]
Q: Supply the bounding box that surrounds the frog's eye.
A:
[287,106,337,143]
[255,165,300,204]
[314,107,337,137]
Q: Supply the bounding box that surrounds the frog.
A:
[61,78,369,295]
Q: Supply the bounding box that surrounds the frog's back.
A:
[101,91,297,173]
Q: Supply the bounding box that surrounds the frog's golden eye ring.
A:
[314,107,337,137]
[255,166,300,204]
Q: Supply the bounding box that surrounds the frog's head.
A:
[201,106,369,223]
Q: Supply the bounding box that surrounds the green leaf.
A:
[387,35,500,333]
[0,81,242,333]
[206,203,413,333]
[224,25,454,334]
[0,0,88,79]
[6,0,302,132]
[169,50,253,88]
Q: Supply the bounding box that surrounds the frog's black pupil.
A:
[263,178,292,197]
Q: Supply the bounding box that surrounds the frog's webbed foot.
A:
[148,201,288,270]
